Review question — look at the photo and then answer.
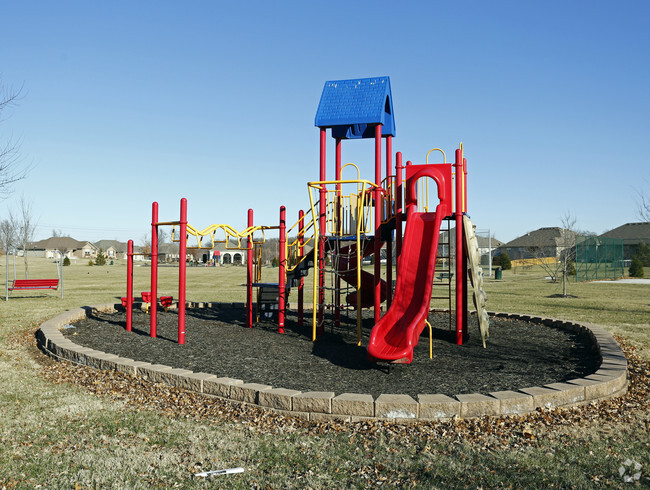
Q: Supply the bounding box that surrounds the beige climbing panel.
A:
[463,215,490,347]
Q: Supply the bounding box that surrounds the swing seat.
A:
[9,279,59,291]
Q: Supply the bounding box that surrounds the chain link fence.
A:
[575,236,625,281]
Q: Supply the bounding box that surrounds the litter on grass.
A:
[195,467,244,478]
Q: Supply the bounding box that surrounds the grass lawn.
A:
[1,257,648,487]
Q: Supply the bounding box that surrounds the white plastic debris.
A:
[195,467,244,478]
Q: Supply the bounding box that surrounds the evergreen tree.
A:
[629,255,644,278]
[498,252,512,270]
[635,242,650,266]
[62,256,70,266]
[95,249,106,266]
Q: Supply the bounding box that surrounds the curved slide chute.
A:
[367,209,443,363]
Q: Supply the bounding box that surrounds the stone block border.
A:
[37,305,628,422]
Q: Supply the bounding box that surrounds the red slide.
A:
[367,210,443,363]
[336,240,387,308]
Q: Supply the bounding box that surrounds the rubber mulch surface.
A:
[64,306,600,399]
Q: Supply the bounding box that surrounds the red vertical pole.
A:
[150,202,158,338]
[126,239,134,332]
[455,148,464,345]
[298,209,305,327]
[462,156,469,341]
[246,208,254,328]
[405,160,413,220]
[178,198,187,345]
[335,138,342,327]
[395,152,404,262]
[463,157,468,213]
[318,128,326,335]
[385,136,393,307]
[278,206,286,333]
[373,124,382,323]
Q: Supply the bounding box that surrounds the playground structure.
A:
[124,76,489,362]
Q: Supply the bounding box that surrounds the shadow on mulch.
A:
[64,305,601,399]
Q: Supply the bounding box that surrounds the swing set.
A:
[5,248,63,300]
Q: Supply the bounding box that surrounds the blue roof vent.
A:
[314,76,395,139]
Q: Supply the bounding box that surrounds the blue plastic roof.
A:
[314,76,395,139]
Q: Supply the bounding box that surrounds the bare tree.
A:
[15,197,37,278]
[526,212,577,297]
[0,81,29,196]
[558,212,577,297]
[158,228,168,245]
[0,214,18,254]
[139,233,151,255]
[140,228,168,254]
[638,189,650,222]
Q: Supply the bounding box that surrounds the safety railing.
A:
[308,179,379,238]
[286,207,316,275]
[381,175,396,223]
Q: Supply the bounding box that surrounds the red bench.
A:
[9,279,59,291]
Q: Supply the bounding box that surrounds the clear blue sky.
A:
[1,1,649,244]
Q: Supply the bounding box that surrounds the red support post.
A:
[150,202,158,338]
[374,124,382,323]
[246,208,254,328]
[335,138,342,327]
[385,136,393,307]
[126,239,133,332]
[318,128,327,335]
[278,206,286,333]
[455,148,464,345]
[463,157,468,213]
[395,152,404,262]
[404,160,418,221]
[298,209,305,327]
[178,198,187,345]
[462,156,469,341]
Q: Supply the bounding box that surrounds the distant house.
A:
[214,241,246,265]
[439,229,504,262]
[94,240,128,260]
[28,237,98,260]
[599,222,650,259]
[501,227,576,261]
[159,242,180,262]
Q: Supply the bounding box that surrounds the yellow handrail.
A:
[341,162,361,182]
[286,207,316,273]
[425,319,433,359]
[426,148,446,164]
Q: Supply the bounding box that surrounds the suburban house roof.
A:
[504,227,576,248]
[439,230,504,248]
[94,240,127,253]
[159,242,179,254]
[600,222,650,244]
[30,237,96,251]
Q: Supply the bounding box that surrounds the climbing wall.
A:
[463,215,490,347]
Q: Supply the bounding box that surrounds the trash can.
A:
[494,267,502,280]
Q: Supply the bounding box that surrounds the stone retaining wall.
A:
[37,305,628,422]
